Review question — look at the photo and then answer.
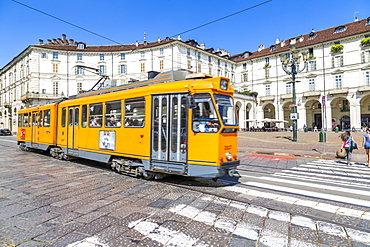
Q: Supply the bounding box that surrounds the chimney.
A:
[52,39,57,44]
[57,38,63,44]
[355,17,359,22]
[62,34,67,43]
[275,38,280,44]
[136,41,139,47]
[157,37,161,43]
[47,39,52,44]
[38,39,44,45]
[69,39,74,45]
[177,35,182,41]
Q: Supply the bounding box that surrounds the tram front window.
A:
[214,94,237,126]
[192,94,220,133]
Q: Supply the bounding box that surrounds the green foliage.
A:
[235,89,258,97]
[361,37,370,46]
[331,44,344,52]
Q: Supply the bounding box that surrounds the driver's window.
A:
[192,94,219,133]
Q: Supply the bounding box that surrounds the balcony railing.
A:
[20,93,63,102]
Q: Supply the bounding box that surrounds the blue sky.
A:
[0,0,369,68]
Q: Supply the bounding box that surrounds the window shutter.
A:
[361,52,365,63]
[340,56,343,67]
[331,57,334,68]
[314,61,317,70]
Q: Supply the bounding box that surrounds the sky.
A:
[0,0,369,69]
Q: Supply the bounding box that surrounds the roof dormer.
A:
[334,26,346,34]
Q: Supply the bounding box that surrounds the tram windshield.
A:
[192,93,220,133]
[214,94,237,126]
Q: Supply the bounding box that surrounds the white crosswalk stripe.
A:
[228,159,370,213]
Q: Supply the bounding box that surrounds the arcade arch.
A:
[331,96,350,130]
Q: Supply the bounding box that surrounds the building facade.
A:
[1,18,370,132]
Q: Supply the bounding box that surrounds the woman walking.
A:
[362,128,370,167]
[341,131,355,165]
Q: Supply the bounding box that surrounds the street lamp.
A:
[280,45,308,142]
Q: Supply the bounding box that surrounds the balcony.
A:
[20,92,63,102]
[358,85,370,92]
[303,90,321,98]
[280,94,292,100]
[328,87,349,96]
[259,95,275,102]
[3,102,10,108]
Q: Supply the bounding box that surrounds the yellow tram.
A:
[17,70,239,179]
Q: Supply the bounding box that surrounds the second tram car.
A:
[17,70,239,179]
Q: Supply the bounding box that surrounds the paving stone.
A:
[318,233,350,247]
[290,226,318,243]
[35,221,84,242]
[75,216,119,235]
[148,199,173,208]
[17,240,47,247]
[95,224,129,243]
[47,232,87,247]
[197,231,230,246]
[108,236,138,247]
[262,218,289,238]
[229,238,256,247]
[15,212,58,229]
[241,213,265,229]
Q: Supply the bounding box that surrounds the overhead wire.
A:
[12,0,272,46]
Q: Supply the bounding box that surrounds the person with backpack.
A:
[362,127,370,167]
[341,131,356,165]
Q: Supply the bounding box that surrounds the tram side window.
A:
[124,98,145,127]
[105,101,121,127]
[24,113,29,127]
[32,113,37,126]
[82,105,87,127]
[61,108,66,127]
[18,114,23,127]
[43,110,51,127]
[38,111,43,127]
[89,103,102,127]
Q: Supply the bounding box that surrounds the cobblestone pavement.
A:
[1,136,370,246]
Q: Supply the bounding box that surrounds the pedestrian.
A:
[362,127,370,167]
[314,125,318,132]
[340,131,355,165]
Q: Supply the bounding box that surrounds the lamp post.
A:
[280,45,308,142]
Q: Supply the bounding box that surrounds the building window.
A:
[286,83,291,94]
[187,60,192,70]
[187,48,190,56]
[209,67,212,75]
[362,51,370,63]
[160,48,164,55]
[197,53,201,59]
[309,79,315,91]
[53,81,59,95]
[366,71,370,85]
[120,64,127,74]
[218,69,221,76]
[333,55,343,67]
[41,53,47,58]
[121,53,125,60]
[198,63,201,72]
[217,60,220,66]
[77,67,83,74]
[335,75,342,88]
[77,54,82,60]
[53,52,58,59]
[160,60,164,70]
[265,58,270,64]
[265,68,270,78]
[334,26,346,33]
[77,43,85,49]
[140,63,145,72]
[242,63,247,70]
[53,64,58,73]
[100,54,104,61]
[286,54,291,60]
[242,73,248,82]
[77,82,82,92]
[265,85,271,96]
[308,60,316,71]
[208,56,211,63]
[100,65,105,74]
[141,51,145,58]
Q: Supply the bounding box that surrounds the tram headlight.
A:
[226,152,232,161]
[220,79,228,90]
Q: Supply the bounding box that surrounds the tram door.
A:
[151,94,188,163]
[31,111,38,144]
[67,106,79,152]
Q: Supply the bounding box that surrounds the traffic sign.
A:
[322,96,326,106]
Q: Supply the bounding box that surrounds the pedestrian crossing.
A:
[224,159,370,216]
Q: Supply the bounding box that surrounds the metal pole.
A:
[292,63,297,142]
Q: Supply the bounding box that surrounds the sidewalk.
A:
[238,130,367,163]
